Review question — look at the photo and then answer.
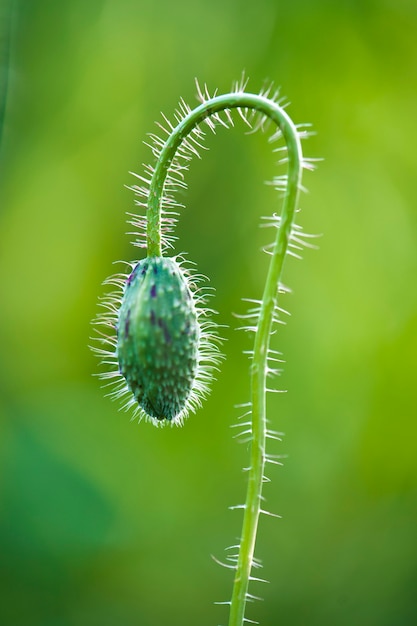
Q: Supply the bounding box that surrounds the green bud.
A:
[117,256,199,422]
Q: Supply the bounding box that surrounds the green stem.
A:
[147,92,303,626]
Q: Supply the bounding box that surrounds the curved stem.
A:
[147,93,303,626]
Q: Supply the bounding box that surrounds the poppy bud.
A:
[117,256,199,422]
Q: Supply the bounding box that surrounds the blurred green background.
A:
[1,0,416,625]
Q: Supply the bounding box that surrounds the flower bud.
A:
[117,256,199,422]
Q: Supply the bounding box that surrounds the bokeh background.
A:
[1,1,416,625]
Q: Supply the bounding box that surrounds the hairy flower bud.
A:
[117,256,199,422]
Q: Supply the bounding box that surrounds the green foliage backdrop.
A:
[1,1,416,625]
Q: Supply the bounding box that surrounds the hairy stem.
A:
[146,92,303,626]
